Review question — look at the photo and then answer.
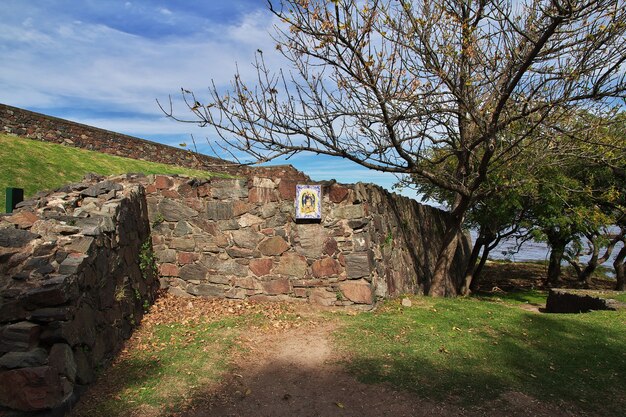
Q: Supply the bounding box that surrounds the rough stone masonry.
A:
[0,168,470,414]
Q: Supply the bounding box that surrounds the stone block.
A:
[258,236,289,256]
[345,253,371,279]
[211,259,248,276]
[232,277,261,290]
[295,224,325,258]
[329,184,350,203]
[0,366,72,411]
[0,348,48,369]
[207,274,231,285]
[177,251,199,265]
[218,219,240,230]
[159,263,179,277]
[232,229,263,250]
[238,213,264,228]
[233,201,252,216]
[154,175,174,190]
[249,187,278,203]
[311,257,342,278]
[0,228,39,248]
[352,234,369,252]
[79,180,123,197]
[293,287,308,298]
[207,201,234,220]
[155,248,177,263]
[309,288,337,306]
[179,263,208,281]
[168,286,193,298]
[173,221,193,236]
[188,284,224,297]
[211,179,249,199]
[170,237,196,251]
[262,278,291,295]
[29,307,74,323]
[190,219,219,235]
[333,205,365,220]
[49,343,77,382]
[7,211,39,229]
[177,182,198,198]
[226,247,258,258]
[252,177,276,188]
[158,199,198,222]
[73,347,94,384]
[274,253,308,278]
[323,237,339,256]
[348,218,369,230]
[339,280,373,304]
[65,236,95,254]
[22,275,79,307]
[278,179,299,200]
[249,258,273,276]
[225,287,247,299]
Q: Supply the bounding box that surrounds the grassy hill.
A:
[0,133,231,212]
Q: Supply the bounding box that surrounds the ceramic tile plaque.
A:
[295,184,322,220]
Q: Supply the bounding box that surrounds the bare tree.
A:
[161,0,626,296]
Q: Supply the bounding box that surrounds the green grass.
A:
[476,289,549,305]
[72,317,244,417]
[336,294,626,416]
[0,134,230,212]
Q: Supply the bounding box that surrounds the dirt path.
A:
[182,317,452,417]
[180,311,574,417]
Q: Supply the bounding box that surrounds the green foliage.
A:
[151,212,165,228]
[139,239,157,281]
[0,134,231,212]
[336,295,626,416]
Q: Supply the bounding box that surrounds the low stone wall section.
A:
[546,289,626,313]
[0,178,159,413]
[144,174,470,305]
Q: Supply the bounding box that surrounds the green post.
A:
[6,187,24,214]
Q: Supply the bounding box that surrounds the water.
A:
[469,230,624,274]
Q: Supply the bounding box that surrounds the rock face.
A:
[546,289,626,313]
[0,178,159,414]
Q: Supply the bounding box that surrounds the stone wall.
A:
[0,170,470,414]
[0,177,159,413]
[0,103,242,175]
[143,173,470,305]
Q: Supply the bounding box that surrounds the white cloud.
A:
[0,2,415,195]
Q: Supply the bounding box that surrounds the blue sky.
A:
[0,1,416,199]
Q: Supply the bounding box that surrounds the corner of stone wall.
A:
[0,174,158,414]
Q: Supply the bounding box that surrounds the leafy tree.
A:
[527,112,625,287]
[162,0,626,296]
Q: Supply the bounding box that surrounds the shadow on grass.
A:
[338,304,625,417]
[70,355,167,416]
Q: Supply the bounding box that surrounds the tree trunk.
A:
[546,240,566,287]
[470,245,492,292]
[460,235,485,296]
[614,245,626,291]
[429,226,461,297]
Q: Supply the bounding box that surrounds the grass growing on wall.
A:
[0,134,231,212]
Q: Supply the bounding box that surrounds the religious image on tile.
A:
[295,185,322,219]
